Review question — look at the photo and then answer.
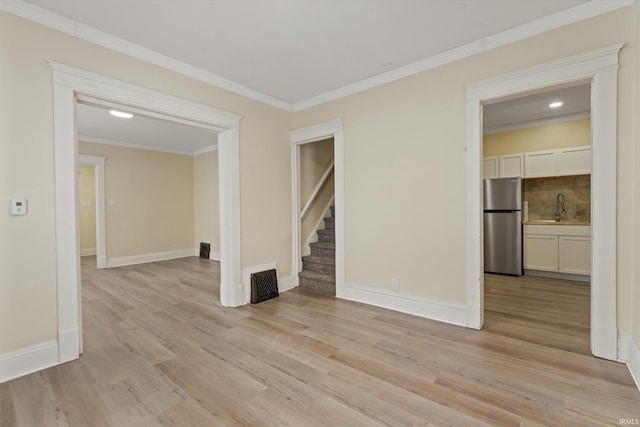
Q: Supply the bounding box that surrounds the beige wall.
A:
[194,150,220,255]
[2,4,640,362]
[0,11,291,355]
[300,138,334,244]
[483,119,591,157]
[292,6,638,335]
[79,142,195,258]
[78,165,97,253]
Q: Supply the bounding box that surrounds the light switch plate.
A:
[10,197,27,215]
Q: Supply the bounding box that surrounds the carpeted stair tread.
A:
[299,205,336,295]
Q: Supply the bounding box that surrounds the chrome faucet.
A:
[555,193,566,222]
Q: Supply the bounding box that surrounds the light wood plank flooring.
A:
[1,258,638,426]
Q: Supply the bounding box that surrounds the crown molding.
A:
[291,0,634,112]
[483,112,591,135]
[79,134,216,156]
[0,0,291,112]
[1,0,633,113]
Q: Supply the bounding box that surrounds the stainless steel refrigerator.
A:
[483,177,522,276]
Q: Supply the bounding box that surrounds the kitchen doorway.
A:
[465,45,621,360]
[481,83,592,354]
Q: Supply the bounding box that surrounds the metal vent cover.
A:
[199,242,210,259]
[251,269,279,304]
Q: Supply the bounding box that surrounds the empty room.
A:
[1,0,640,425]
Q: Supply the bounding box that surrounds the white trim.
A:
[466,44,621,359]
[193,144,219,156]
[49,61,242,128]
[342,283,467,327]
[0,341,59,383]
[483,112,591,135]
[290,119,344,297]
[278,275,297,293]
[292,1,634,111]
[80,248,96,256]
[618,335,640,392]
[78,154,106,269]
[242,262,277,305]
[217,127,243,307]
[0,0,290,112]
[106,249,195,268]
[80,134,219,156]
[52,63,243,368]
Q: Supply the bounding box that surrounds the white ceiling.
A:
[483,84,591,134]
[77,103,218,155]
[15,0,613,151]
[18,0,598,105]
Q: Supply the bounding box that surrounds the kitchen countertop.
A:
[523,220,591,226]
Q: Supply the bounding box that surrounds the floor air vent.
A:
[251,269,279,304]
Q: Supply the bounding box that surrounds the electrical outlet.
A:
[391,279,399,292]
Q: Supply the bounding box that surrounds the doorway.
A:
[465,45,621,360]
[51,62,242,364]
[481,83,592,353]
[290,119,345,296]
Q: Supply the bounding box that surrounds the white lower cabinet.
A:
[523,225,591,276]
[524,235,558,271]
[558,236,591,275]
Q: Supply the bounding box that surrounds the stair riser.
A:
[299,278,335,294]
[302,261,335,274]
[310,247,335,258]
[323,220,335,230]
[317,230,335,242]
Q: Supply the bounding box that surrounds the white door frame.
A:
[78,155,107,269]
[290,119,345,296]
[50,61,243,364]
[465,44,622,360]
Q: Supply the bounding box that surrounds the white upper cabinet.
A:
[559,146,591,176]
[525,150,558,178]
[485,146,591,179]
[483,156,500,179]
[499,153,524,178]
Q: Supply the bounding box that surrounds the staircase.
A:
[298,206,335,294]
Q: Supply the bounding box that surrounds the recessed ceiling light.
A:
[110,110,133,119]
[549,101,563,108]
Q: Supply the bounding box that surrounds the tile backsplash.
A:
[523,175,591,222]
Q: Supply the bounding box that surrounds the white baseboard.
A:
[619,335,640,392]
[58,327,79,364]
[0,341,59,384]
[107,249,195,268]
[278,275,297,292]
[342,283,468,327]
[80,248,96,256]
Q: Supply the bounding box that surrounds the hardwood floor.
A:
[1,258,638,426]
